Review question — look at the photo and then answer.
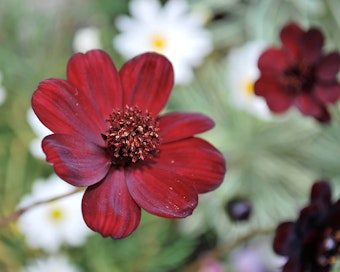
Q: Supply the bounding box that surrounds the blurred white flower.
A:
[226,41,271,119]
[231,247,265,272]
[17,175,92,253]
[72,26,101,53]
[0,72,7,105]
[230,240,286,272]
[27,108,51,159]
[22,255,80,272]
[113,0,212,84]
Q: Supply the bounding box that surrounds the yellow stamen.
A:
[242,80,254,96]
[49,208,63,221]
[150,34,167,50]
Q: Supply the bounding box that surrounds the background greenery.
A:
[1,0,340,271]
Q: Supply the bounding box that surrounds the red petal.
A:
[316,52,340,81]
[32,79,105,145]
[82,169,141,239]
[310,180,331,206]
[67,50,123,118]
[254,78,293,113]
[258,48,290,73]
[280,22,303,60]
[273,222,295,256]
[119,53,174,116]
[294,93,326,119]
[156,138,226,193]
[300,27,324,66]
[314,83,340,104]
[126,167,198,218]
[282,258,302,272]
[43,134,111,187]
[158,112,215,144]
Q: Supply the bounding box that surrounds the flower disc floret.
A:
[103,105,160,166]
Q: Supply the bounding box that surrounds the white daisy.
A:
[22,255,80,272]
[113,0,212,84]
[226,41,271,119]
[17,175,92,253]
[72,26,101,53]
[0,72,7,105]
[26,108,51,159]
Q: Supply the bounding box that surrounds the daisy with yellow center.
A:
[226,41,271,119]
[113,0,212,84]
[17,175,92,253]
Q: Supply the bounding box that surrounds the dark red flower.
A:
[31,50,226,239]
[254,22,340,122]
[273,180,340,271]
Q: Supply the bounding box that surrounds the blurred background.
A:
[1,0,340,271]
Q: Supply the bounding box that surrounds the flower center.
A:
[242,79,254,97]
[150,33,167,50]
[283,64,315,95]
[103,105,160,166]
[317,229,340,267]
[49,207,63,222]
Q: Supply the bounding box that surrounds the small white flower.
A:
[22,255,80,272]
[27,108,51,159]
[72,26,101,53]
[17,175,92,253]
[113,0,212,84]
[226,41,271,119]
[0,72,7,105]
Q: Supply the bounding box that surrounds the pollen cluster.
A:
[103,105,160,166]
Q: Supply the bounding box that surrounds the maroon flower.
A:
[31,50,226,239]
[254,22,340,122]
[273,180,340,271]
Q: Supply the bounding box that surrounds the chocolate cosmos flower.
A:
[254,22,340,122]
[32,50,226,239]
[273,181,340,271]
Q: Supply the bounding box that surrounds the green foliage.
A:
[1,0,340,271]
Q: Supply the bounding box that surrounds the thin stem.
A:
[0,187,84,228]
[182,227,275,272]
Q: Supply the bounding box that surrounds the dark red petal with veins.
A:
[126,167,198,218]
[273,222,296,256]
[254,78,293,113]
[32,79,105,145]
[258,48,290,73]
[316,52,340,81]
[301,28,324,66]
[119,53,174,116]
[280,22,303,60]
[156,138,226,193]
[158,112,215,144]
[43,134,111,187]
[67,50,123,118]
[82,169,141,239]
